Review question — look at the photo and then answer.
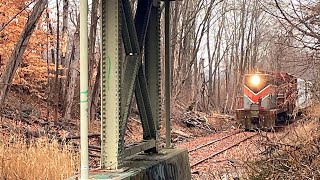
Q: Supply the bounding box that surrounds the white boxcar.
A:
[297,78,312,109]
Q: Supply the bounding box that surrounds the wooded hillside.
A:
[0,0,319,179]
[1,0,319,121]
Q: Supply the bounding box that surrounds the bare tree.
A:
[63,15,80,121]
[88,0,100,121]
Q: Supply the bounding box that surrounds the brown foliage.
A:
[0,0,54,92]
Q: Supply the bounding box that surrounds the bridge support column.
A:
[69,149,191,180]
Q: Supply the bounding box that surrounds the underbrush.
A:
[245,104,320,179]
[0,136,79,180]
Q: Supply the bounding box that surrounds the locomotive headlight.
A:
[250,75,261,86]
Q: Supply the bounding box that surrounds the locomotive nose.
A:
[251,117,260,124]
[250,103,259,115]
[250,103,260,124]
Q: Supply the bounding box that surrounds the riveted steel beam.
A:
[136,65,157,139]
[119,0,157,154]
[100,0,162,170]
[118,0,144,159]
[133,0,158,151]
[118,2,140,157]
[100,0,121,169]
[120,0,139,54]
[144,1,161,150]
[135,72,153,139]
[120,6,133,54]
[134,0,153,49]
[135,0,159,139]
[165,0,172,148]
[124,140,157,157]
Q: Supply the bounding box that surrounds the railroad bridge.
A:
[71,0,192,179]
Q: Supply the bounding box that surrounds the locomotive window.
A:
[244,74,272,94]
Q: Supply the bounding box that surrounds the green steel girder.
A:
[135,68,154,139]
[133,0,160,150]
[144,2,161,145]
[100,0,162,169]
[135,66,157,140]
[118,1,140,156]
[119,0,160,152]
[165,0,172,148]
[118,0,157,157]
[120,0,139,54]
[100,0,121,169]
[120,7,133,54]
[134,0,153,49]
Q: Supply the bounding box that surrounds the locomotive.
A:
[236,71,312,130]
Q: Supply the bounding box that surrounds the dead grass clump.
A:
[0,137,79,180]
[245,118,320,179]
[305,103,320,118]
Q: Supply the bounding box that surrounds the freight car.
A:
[236,71,312,130]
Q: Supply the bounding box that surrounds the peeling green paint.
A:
[80,90,88,103]
[107,56,111,90]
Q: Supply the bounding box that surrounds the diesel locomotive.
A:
[236,71,312,130]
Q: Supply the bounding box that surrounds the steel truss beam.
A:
[100,0,161,169]
[144,1,161,147]
[100,0,121,170]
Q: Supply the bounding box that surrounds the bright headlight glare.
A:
[250,75,261,86]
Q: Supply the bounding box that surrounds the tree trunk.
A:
[170,1,180,93]
[88,0,99,121]
[45,11,56,119]
[63,16,80,121]
[61,0,69,65]
[60,0,69,117]
[207,17,212,110]
[89,60,101,121]
[64,61,78,121]
[54,0,60,123]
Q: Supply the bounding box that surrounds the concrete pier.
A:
[70,148,191,180]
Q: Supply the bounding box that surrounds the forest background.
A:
[0,0,319,122]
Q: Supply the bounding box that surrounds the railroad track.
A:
[188,131,259,168]
[188,130,243,153]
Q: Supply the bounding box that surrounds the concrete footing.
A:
[70,148,191,180]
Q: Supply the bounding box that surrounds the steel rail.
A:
[188,130,243,153]
[190,133,259,168]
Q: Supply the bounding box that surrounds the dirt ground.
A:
[1,91,314,179]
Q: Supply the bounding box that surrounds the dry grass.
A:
[305,102,320,118]
[244,105,320,179]
[0,136,79,180]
